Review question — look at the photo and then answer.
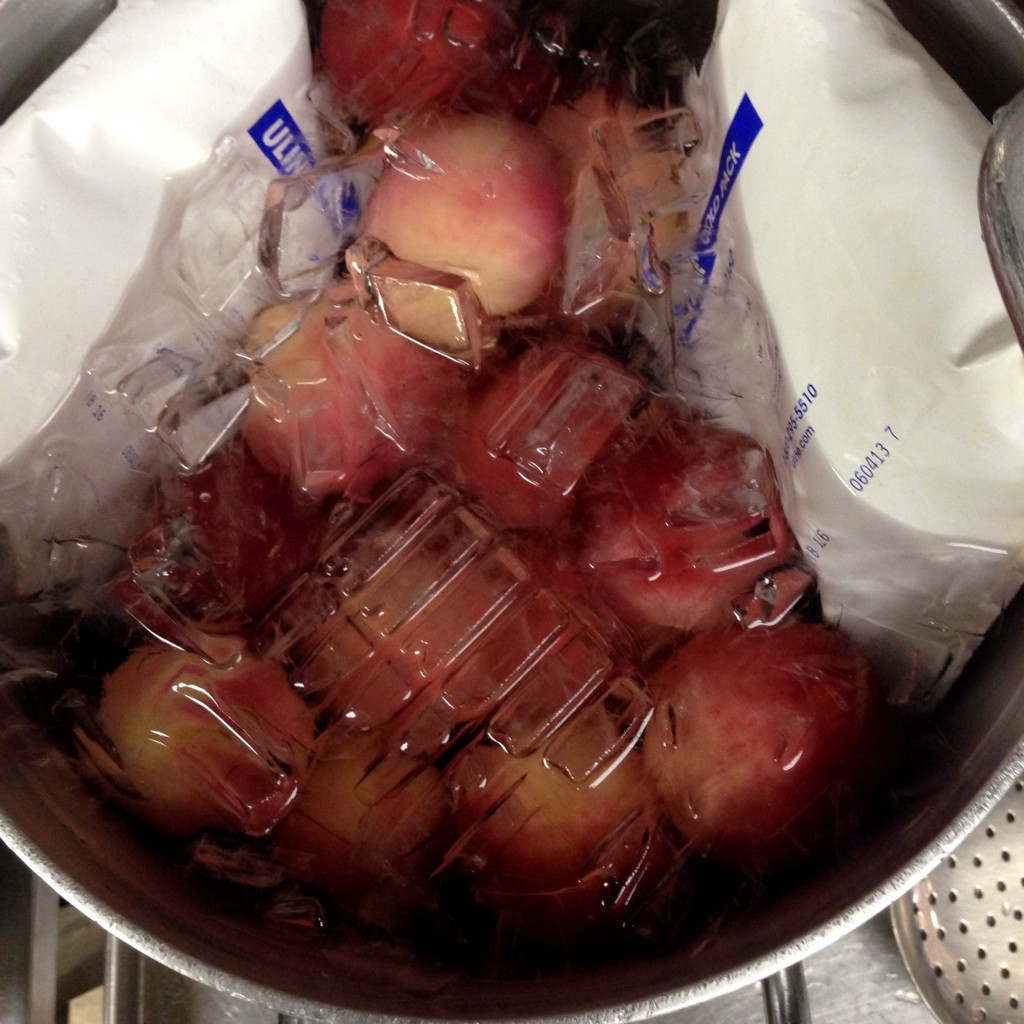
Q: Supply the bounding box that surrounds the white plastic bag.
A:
[676,0,1024,705]
[0,0,318,602]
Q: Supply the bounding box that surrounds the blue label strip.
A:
[674,94,763,346]
[693,92,764,279]
[248,99,316,176]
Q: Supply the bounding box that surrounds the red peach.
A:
[242,287,466,500]
[643,624,878,868]
[363,111,568,315]
[575,411,794,636]
[318,0,513,127]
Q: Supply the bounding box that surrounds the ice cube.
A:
[286,474,530,735]
[481,345,643,494]
[267,470,637,767]
[258,152,383,297]
[542,674,653,784]
[669,266,778,429]
[485,627,616,756]
[155,378,250,471]
[189,833,296,889]
[306,76,359,159]
[264,891,329,934]
[439,588,569,719]
[549,93,702,316]
[174,135,277,315]
[561,164,635,315]
[113,443,329,658]
[346,237,497,366]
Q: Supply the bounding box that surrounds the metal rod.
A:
[27,875,59,1024]
[762,964,812,1024]
[104,935,142,1024]
[0,842,60,1024]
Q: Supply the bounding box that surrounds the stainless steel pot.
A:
[3,1,1024,1022]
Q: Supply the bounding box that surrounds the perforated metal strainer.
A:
[892,777,1024,1024]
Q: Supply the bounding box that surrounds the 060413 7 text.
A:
[847,426,899,493]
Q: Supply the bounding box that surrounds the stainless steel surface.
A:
[0,841,58,1024]
[3,0,1024,1021]
[0,837,948,1024]
[0,840,105,1024]
[892,776,1024,1023]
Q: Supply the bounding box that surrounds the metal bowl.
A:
[2,1,1024,1021]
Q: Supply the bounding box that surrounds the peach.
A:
[275,740,451,930]
[443,729,672,949]
[643,624,878,869]
[574,411,794,637]
[363,111,568,315]
[242,286,466,500]
[91,638,316,840]
[318,0,513,127]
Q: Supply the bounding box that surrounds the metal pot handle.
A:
[762,964,811,1024]
[980,87,1024,350]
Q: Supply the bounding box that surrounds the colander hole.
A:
[955,993,966,1006]
[958,959,968,972]
[950,891,960,903]
[1010,942,1019,953]
[975,855,985,867]
[961,921,971,934]
[1002,968,1012,980]
[999,881,1008,892]
[1014,909,1023,921]
[1011,996,1020,1009]
[1008,811,1017,823]
[1004,851,1013,862]
[976,887,986,899]
[983,983,993,996]
[929,892,938,905]
[979,948,989,960]
[938,927,948,940]
[1014,781,1022,792]
[988,914,998,927]
[949,855,958,868]
[934,965,944,978]
[988,826,997,838]
[920,928,928,941]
